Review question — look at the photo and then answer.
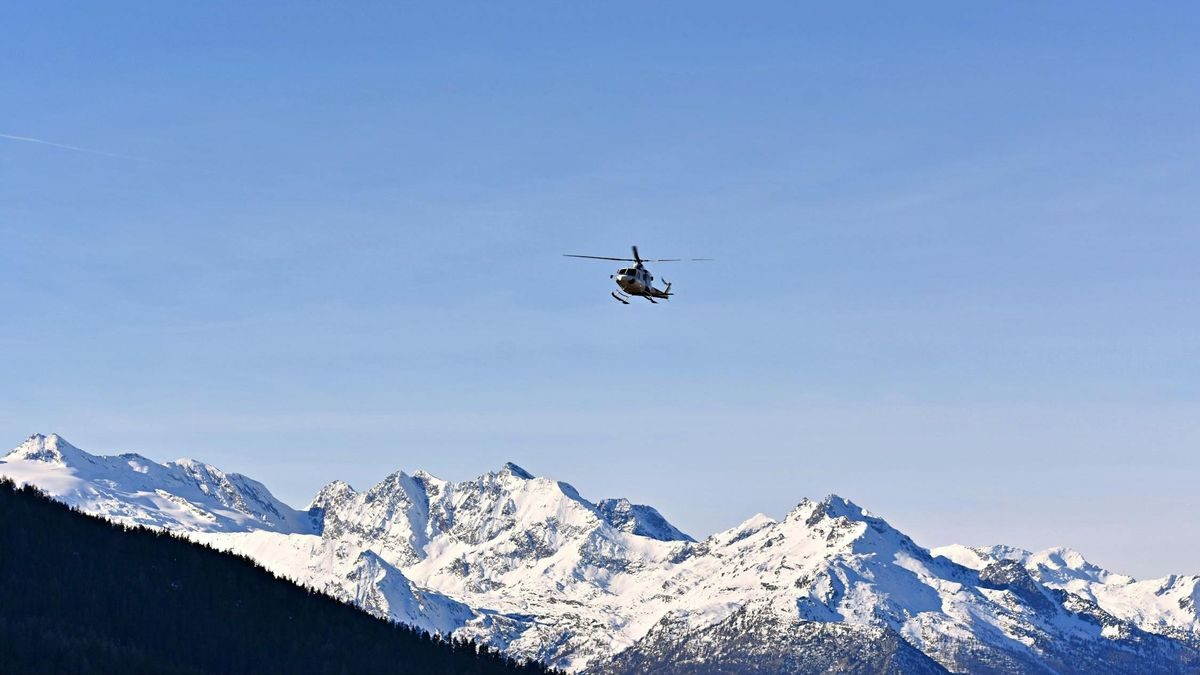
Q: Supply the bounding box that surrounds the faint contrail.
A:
[0,132,157,163]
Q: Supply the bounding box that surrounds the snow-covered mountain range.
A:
[3,434,1198,673]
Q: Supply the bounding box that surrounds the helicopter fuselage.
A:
[611,266,671,300]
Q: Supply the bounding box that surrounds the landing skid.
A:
[612,289,669,305]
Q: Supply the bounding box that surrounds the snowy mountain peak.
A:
[778,494,929,563]
[933,543,1028,570]
[1022,546,1137,587]
[785,494,874,527]
[309,479,357,510]
[935,544,1132,586]
[805,494,877,522]
[1,435,312,534]
[6,433,85,464]
[819,493,870,518]
[499,461,533,479]
[710,512,777,547]
[596,497,693,542]
[365,470,417,499]
[1028,546,1103,574]
[1037,546,1088,566]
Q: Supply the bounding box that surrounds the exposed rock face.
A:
[594,607,951,675]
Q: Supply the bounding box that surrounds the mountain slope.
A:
[1,433,312,533]
[934,544,1200,647]
[4,434,1199,674]
[594,607,951,675]
[587,496,1197,673]
[0,477,550,675]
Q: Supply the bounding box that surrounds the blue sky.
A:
[2,2,1198,578]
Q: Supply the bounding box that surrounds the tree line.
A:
[0,478,556,675]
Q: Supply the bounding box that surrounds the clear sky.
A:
[2,3,1198,579]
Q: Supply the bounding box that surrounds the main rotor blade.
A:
[563,254,636,261]
[638,258,715,262]
[563,254,715,262]
[632,245,642,263]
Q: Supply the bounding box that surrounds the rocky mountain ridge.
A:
[3,433,1197,673]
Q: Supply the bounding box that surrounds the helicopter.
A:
[563,245,712,304]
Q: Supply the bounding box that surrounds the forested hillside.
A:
[0,478,551,675]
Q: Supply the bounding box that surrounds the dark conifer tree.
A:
[0,479,557,675]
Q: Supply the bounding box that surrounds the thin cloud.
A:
[0,132,157,163]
